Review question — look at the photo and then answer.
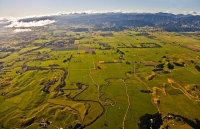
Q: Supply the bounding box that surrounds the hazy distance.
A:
[0,0,200,17]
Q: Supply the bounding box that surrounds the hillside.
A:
[16,13,200,32]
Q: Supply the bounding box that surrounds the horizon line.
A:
[0,10,200,20]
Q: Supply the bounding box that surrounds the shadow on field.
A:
[170,114,200,129]
[138,112,200,129]
[138,112,162,129]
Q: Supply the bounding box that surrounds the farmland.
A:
[0,27,200,129]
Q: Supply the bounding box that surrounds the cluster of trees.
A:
[99,47,112,50]
[140,43,161,48]
[25,66,48,71]
[49,64,60,67]
[100,32,113,37]
[138,112,162,129]
[116,49,125,55]
[173,62,185,67]
[167,63,174,70]
[41,78,58,93]
[0,47,16,53]
[63,55,73,63]
[71,28,89,32]
[140,90,152,93]
[0,65,4,70]
[54,69,67,92]
[76,83,83,90]
[99,43,111,48]
[126,61,131,65]
[195,65,200,72]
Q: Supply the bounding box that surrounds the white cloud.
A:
[0,17,17,24]
[80,10,97,14]
[166,10,172,14]
[4,9,199,27]
[190,11,197,15]
[52,10,144,15]
[0,21,9,24]
[13,28,32,33]
[183,11,188,15]
[1,10,146,24]
[181,11,199,15]
[5,19,56,28]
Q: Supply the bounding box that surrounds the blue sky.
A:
[0,0,200,17]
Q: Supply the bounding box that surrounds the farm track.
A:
[170,82,200,102]
[185,68,200,75]
[89,56,116,106]
[122,79,130,129]
[133,75,161,113]
[89,69,115,106]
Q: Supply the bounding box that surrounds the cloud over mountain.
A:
[1,10,200,29]
[190,11,197,15]
[5,19,56,28]
[166,10,172,14]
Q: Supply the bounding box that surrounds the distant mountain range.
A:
[2,13,200,32]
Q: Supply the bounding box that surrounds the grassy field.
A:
[0,29,200,129]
